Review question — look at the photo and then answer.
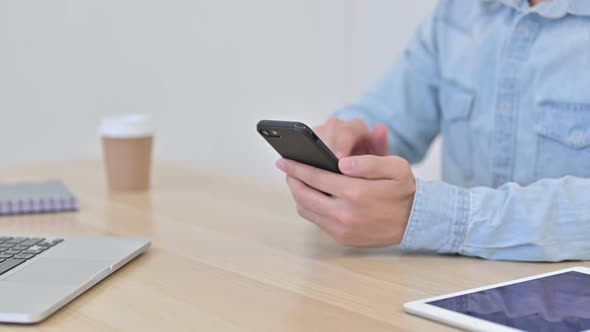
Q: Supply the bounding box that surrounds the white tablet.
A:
[404,266,590,332]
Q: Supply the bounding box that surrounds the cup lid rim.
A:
[99,114,155,138]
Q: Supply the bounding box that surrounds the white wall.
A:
[0,0,439,182]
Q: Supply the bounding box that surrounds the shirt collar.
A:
[482,0,590,18]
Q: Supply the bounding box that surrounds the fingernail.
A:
[339,158,355,172]
[276,159,286,171]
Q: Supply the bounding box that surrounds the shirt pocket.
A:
[534,101,590,179]
[439,82,475,180]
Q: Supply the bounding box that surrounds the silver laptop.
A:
[0,235,150,323]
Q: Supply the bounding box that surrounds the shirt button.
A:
[570,130,584,142]
[517,26,529,36]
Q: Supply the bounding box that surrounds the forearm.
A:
[402,177,590,262]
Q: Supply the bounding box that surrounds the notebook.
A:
[0,181,79,215]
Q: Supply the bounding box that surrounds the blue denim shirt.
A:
[334,0,590,261]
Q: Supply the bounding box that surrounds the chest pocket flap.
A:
[439,82,474,121]
[535,102,590,149]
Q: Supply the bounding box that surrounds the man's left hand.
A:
[276,155,416,247]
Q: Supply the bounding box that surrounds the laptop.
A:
[0,235,150,323]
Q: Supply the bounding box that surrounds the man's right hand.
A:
[313,118,389,158]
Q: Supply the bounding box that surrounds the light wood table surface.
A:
[0,161,585,331]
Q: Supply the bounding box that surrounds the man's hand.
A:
[276,155,416,247]
[313,118,388,158]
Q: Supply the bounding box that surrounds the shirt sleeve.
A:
[333,7,442,164]
[401,177,590,262]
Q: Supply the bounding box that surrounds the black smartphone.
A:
[257,120,341,173]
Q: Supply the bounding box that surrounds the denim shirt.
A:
[334,0,590,261]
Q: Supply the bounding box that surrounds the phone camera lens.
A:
[261,130,270,136]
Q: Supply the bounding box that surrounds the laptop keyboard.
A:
[0,237,63,276]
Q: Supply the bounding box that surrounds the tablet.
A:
[404,266,590,332]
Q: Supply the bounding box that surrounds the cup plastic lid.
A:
[99,114,155,138]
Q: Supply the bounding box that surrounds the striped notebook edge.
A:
[0,180,79,216]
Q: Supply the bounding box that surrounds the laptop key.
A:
[19,238,44,246]
[0,259,26,276]
[0,237,63,274]
[23,249,43,255]
[13,254,34,260]
[26,245,46,251]
[0,239,64,261]
[6,237,28,244]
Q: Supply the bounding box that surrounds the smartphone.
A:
[257,120,340,173]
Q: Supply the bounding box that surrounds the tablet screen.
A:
[428,271,590,332]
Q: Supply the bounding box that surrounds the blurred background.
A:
[0,0,440,183]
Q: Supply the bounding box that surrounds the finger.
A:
[295,205,344,238]
[286,176,340,219]
[368,124,388,156]
[338,155,410,180]
[277,158,357,196]
[332,134,360,159]
[328,119,368,158]
[311,125,325,135]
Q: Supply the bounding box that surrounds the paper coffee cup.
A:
[99,114,155,192]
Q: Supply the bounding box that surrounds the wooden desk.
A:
[0,161,584,331]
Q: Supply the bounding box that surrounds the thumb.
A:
[338,155,410,181]
[369,124,388,156]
